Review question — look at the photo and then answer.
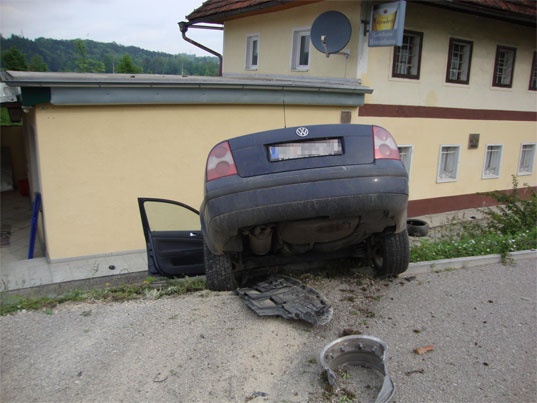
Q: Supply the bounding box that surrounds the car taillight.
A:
[373,125,401,160]
[206,141,238,181]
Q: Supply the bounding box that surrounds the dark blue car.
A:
[200,124,409,290]
[138,124,408,289]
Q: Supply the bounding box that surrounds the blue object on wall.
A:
[28,192,41,259]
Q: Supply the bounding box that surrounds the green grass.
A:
[0,276,206,315]
[411,177,536,263]
[410,227,536,263]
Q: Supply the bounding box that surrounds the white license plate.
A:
[268,139,342,161]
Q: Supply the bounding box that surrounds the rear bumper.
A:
[201,165,408,254]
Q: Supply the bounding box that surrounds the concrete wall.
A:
[34,103,349,260]
[355,115,536,201]
[223,1,360,78]
[363,2,537,111]
[359,2,537,202]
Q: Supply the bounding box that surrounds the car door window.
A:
[143,200,200,232]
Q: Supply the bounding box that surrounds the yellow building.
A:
[1,0,535,262]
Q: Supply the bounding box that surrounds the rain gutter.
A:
[1,71,372,107]
[178,21,223,76]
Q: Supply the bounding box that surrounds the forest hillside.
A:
[0,34,219,76]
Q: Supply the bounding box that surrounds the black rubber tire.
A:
[369,230,410,277]
[204,241,236,291]
[407,219,430,237]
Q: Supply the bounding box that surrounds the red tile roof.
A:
[186,0,320,23]
[185,0,536,25]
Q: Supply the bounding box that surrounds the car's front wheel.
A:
[369,230,409,277]
[204,240,236,291]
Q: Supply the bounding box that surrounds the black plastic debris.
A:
[235,275,333,325]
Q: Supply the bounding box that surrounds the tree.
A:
[115,54,142,74]
[28,54,48,71]
[74,39,105,73]
[1,47,28,71]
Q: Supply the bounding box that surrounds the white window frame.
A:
[245,34,259,70]
[482,144,503,179]
[437,145,461,183]
[518,143,536,175]
[291,28,310,71]
[398,145,413,178]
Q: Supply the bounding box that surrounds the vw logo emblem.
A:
[296,127,309,137]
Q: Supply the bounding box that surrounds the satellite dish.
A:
[311,11,352,55]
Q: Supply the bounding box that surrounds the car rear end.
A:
[201,124,408,260]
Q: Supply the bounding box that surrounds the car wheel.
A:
[407,219,430,237]
[204,241,236,291]
[369,230,409,277]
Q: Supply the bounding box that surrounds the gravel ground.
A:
[1,258,536,403]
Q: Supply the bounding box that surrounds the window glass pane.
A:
[398,146,413,174]
[483,145,502,178]
[246,35,259,69]
[438,146,460,182]
[292,29,310,70]
[529,51,537,91]
[446,39,472,84]
[392,31,422,79]
[518,144,536,175]
[251,39,258,65]
[144,202,200,231]
[493,46,516,87]
[299,34,310,66]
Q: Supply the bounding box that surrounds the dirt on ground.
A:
[1,259,536,402]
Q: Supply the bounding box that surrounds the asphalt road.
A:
[1,258,536,402]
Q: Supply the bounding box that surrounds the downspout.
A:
[178,21,224,76]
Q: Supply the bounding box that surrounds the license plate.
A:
[268,139,343,161]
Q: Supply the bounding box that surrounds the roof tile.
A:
[186,0,536,24]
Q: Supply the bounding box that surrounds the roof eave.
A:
[1,71,372,108]
[186,0,321,24]
[411,0,537,27]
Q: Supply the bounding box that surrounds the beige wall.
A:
[34,103,349,260]
[356,115,537,200]
[223,1,360,78]
[363,2,537,111]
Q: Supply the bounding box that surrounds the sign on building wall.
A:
[368,0,406,47]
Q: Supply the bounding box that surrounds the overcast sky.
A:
[0,0,223,56]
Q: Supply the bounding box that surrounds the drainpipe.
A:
[178,21,224,76]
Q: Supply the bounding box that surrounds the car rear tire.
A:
[204,241,235,291]
[369,230,409,277]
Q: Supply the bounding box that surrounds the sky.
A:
[0,0,223,56]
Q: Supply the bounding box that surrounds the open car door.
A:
[138,198,204,277]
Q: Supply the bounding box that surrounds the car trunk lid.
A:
[229,124,375,178]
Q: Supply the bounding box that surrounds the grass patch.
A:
[410,227,536,263]
[411,177,536,263]
[0,276,206,315]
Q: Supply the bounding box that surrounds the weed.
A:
[481,176,537,236]
[0,276,207,315]
[411,178,536,263]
